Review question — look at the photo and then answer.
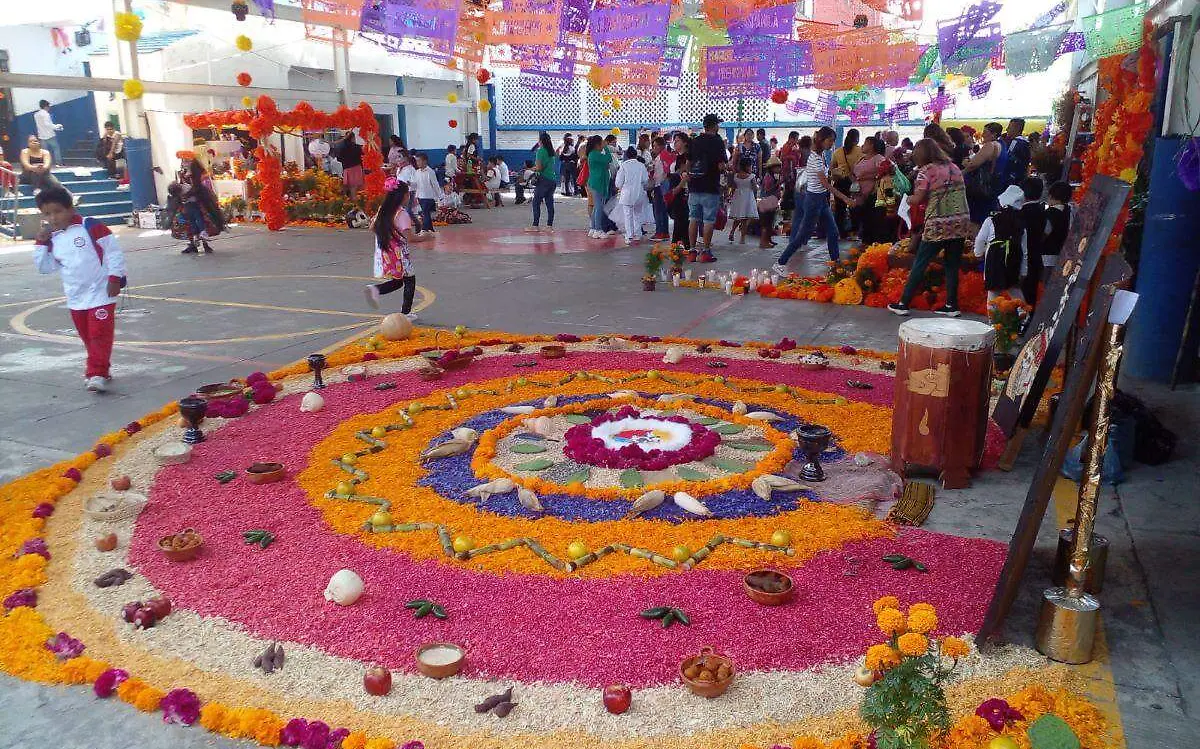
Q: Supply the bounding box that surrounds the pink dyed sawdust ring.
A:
[127,353,1006,688]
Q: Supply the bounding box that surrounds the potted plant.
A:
[989,293,1032,374]
[643,249,663,291]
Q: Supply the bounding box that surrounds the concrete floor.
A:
[0,196,1195,748]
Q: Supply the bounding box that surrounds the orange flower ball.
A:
[236,72,252,87]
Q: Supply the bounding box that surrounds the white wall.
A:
[0,24,93,115]
[401,76,466,150]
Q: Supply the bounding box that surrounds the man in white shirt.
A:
[497,158,510,188]
[34,100,64,165]
[773,126,853,272]
[411,153,443,233]
[443,145,458,184]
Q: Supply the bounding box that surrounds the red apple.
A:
[364,665,392,696]
[145,596,172,619]
[602,684,632,714]
[111,475,132,491]
[122,601,143,623]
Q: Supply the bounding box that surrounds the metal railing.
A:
[0,163,19,238]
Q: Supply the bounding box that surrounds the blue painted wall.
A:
[12,94,98,162]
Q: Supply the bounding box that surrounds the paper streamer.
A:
[1004,21,1071,77]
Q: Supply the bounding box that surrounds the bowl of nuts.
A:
[157,528,203,562]
[680,646,735,698]
[743,569,795,606]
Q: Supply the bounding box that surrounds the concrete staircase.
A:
[0,167,132,239]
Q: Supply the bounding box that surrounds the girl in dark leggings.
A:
[667,132,691,250]
[364,179,431,319]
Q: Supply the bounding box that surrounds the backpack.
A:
[983,208,1023,290]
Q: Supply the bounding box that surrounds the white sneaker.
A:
[363,285,380,310]
[771,263,789,276]
[85,376,107,392]
[404,312,420,322]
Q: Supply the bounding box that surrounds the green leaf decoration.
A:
[514,458,555,472]
[510,443,548,454]
[705,457,753,473]
[712,424,746,435]
[1027,714,1081,749]
[675,466,711,481]
[694,417,721,425]
[726,442,772,452]
[561,468,591,485]
[619,468,645,488]
[563,414,593,425]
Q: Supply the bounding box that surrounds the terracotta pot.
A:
[743,569,794,606]
[540,345,566,359]
[414,642,465,679]
[245,462,286,484]
[679,646,735,698]
[158,529,203,562]
[193,383,242,401]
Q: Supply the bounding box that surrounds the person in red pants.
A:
[33,186,127,392]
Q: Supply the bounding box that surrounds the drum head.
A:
[898,318,995,351]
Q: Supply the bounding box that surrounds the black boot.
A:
[202,239,214,254]
[181,242,198,254]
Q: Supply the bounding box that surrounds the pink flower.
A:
[44,632,84,660]
[32,503,54,518]
[62,467,82,482]
[281,719,310,746]
[302,720,330,749]
[161,688,201,725]
[975,698,1024,731]
[17,538,49,559]
[93,668,129,697]
[3,589,36,610]
[124,421,142,435]
[401,743,425,749]
[840,345,858,355]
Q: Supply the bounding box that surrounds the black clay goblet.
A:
[178,397,208,444]
[796,424,832,482]
[307,353,327,389]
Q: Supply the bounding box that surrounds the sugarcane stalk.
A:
[436,526,455,556]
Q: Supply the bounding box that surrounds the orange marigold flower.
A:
[865,643,901,671]
[872,595,900,615]
[897,631,930,656]
[876,607,907,635]
[940,635,971,658]
[907,607,938,634]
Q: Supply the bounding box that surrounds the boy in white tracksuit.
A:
[614,147,649,245]
[32,186,127,391]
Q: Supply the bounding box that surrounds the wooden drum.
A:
[891,318,995,489]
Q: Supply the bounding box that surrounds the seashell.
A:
[420,439,471,462]
[518,487,544,512]
[467,478,516,499]
[662,346,685,364]
[610,390,639,399]
[451,427,479,443]
[731,400,748,416]
[762,474,808,491]
[500,405,536,415]
[658,393,697,403]
[625,489,666,518]
[853,452,874,467]
[300,391,325,413]
[672,491,712,517]
[543,395,559,408]
[601,337,630,350]
[323,569,363,606]
[526,416,554,437]
[751,475,774,501]
[746,411,783,422]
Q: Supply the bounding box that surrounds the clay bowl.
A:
[157,528,203,562]
[418,366,444,381]
[194,383,243,401]
[679,646,735,698]
[743,569,795,606]
[414,642,465,679]
[799,358,829,371]
[342,365,367,382]
[245,462,286,485]
[439,355,473,371]
[152,441,193,466]
[540,344,566,359]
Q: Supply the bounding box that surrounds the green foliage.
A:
[860,656,951,749]
[644,249,663,277]
[1028,715,1081,749]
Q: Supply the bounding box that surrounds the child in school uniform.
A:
[1042,181,1073,273]
[973,184,1027,302]
[363,178,431,319]
[32,186,127,392]
[484,157,503,207]
[1019,176,1047,306]
[515,160,535,204]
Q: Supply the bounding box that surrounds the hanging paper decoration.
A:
[478,100,491,113]
[811,26,921,91]
[770,88,788,105]
[449,119,458,128]
[1004,22,1071,77]
[937,0,1001,66]
[252,0,274,19]
[1029,1,1067,29]
[113,12,143,42]
[489,0,562,47]
[476,68,491,84]
[587,65,613,90]
[923,90,955,115]
[701,45,771,99]
[237,72,252,87]
[122,79,144,99]
[968,75,992,98]
[1058,32,1087,56]
[882,102,914,123]
[300,0,366,46]
[235,35,253,52]
[1081,2,1148,60]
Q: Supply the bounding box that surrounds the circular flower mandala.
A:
[563,406,721,470]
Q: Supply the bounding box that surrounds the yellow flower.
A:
[906,606,938,634]
[872,596,900,615]
[123,79,144,100]
[235,34,253,52]
[876,607,906,636]
[113,11,142,42]
[940,635,971,658]
[865,643,901,671]
[897,632,929,657]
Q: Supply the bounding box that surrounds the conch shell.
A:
[543,395,559,408]
[420,439,472,462]
[746,411,783,422]
[658,393,696,403]
[500,405,536,415]
[323,569,364,606]
[466,478,516,499]
[300,391,325,413]
[625,489,666,518]
[518,487,544,513]
[672,491,712,517]
[526,416,554,437]
[662,346,685,364]
[451,427,479,443]
[609,390,639,399]
[752,474,810,499]
[731,400,748,415]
